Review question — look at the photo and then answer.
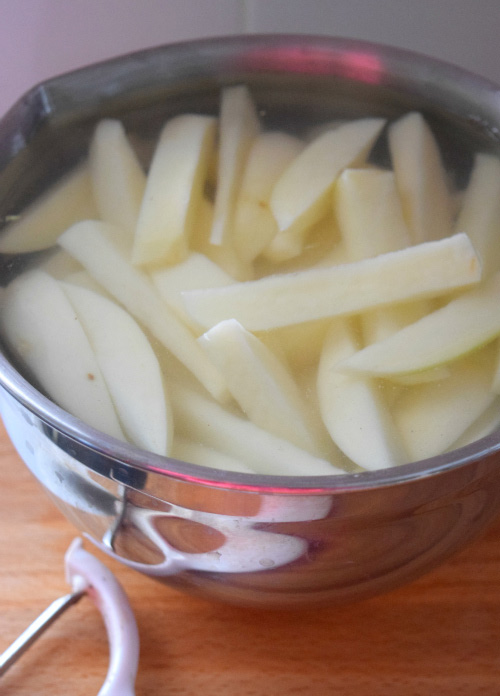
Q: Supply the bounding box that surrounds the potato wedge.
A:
[39,249,83,280]
[266,118,385,261]
[447,398,500,450]
[394,352,496,460]
[340,272,500,377]
[62,282,172,455]
[151,252,235,333]
[190,196,254,281]
[258,318,333,372]
[210,85,260,246]
[361,300,433,347]
[334,166,431,350]
[233,131,304,261]
[63,270,109,297]
[454,153,500,278]
[198,319,319,454]
[0,270,124,440]
[389,111,453,243]
[334,168,411,260]
[89,119,146,241]
[133,114,216,266]
[0,165,97,254]
[317,320,406,470]
[170,380,346,476]
[59,220,229,403]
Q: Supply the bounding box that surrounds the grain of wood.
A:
[1,420,500,696]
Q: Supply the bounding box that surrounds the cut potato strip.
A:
[133,114,216,266]
[267,118,386,261]
[454,153,500,278]
[198,319,320,455]
[0,270,125,441]
[89,119,146,240]
[201,238,255,282]
[340,272,500,377]
[317,320,406,470]
[182,232,480,331]
[389,111,453,243]
[151,252,235,334]
[64,270,109,297]
[233,131,304,262]
[390,364,451,386]
[0,165,97,254]
[210,85,260,246]
[39,248,83,280]
[256,213,342,278]
[394,353,496,461]
[296,362,357,468]
[170,380,345,476]
[62,283,171,456]
[258,317,333,372]
[491,340,500,394]
[447,398,500,451]
[172,437,254,474]
[361,301,433,347]
[191,196,255,282]
[59,221,229,403]
[5,97,500,475]
[334,168,411,261]
[334,166,432,354]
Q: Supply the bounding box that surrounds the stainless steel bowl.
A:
[1,35,500,608]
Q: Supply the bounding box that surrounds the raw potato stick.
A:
[151,251,236,334]
[339,272,500,376]
[170,380,346,476]
[317,319,407,470]
[62,282,172,456]
[389,111,453,243]
[394,352,496,460]
[133,114,216,266]
[89,119,146,240]
[5,93,500,476]
[210,85,260,246]
[198,318,320,455]
[266,118,386,261]
[59,220,229,403]
[0,165,97,254]
[447,398,500,451]
[182,233,481,331]
[0,270,125,441]
[454,153,500,278]
[233,131,304,262]
[333,165,433,368]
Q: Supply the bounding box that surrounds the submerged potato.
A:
[62,282,172,456]
[0,270,125,441]
[1,84,499,475]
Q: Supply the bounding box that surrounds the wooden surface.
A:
[1,419,500,696]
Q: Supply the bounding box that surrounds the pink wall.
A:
[0,0,498,117]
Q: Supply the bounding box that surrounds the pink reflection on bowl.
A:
[241,45,384,84]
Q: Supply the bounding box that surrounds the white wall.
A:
[0,0,499,116]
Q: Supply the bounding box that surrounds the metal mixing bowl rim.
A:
[1,33,500,493]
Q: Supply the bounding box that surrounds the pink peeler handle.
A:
[65,538,140,696]
[0,538,140,696]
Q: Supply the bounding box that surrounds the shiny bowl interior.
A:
[1,35,500,606]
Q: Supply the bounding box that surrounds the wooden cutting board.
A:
[1,418,500,696]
